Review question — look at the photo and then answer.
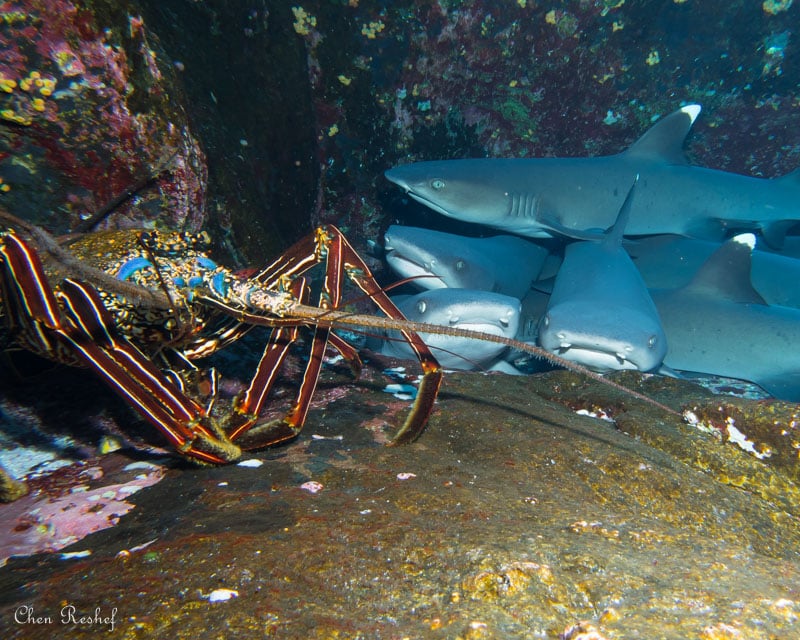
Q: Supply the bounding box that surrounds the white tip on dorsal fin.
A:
[684,232,766,304]
[680,104,702,123]
[624,104,701,165]
[733,232,756,250]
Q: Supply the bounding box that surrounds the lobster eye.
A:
[416,300,427,314]
[430,179,445,190]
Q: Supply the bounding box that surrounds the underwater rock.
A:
[1,369,799,638]
[0,0,206,234]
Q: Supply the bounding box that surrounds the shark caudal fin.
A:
[624,104,701,164]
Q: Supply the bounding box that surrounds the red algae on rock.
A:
[0,0,206,233]
[0,457,164,567]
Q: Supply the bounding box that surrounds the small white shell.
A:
[208,589,238,603]
[237,459,264,468]
[300,481,323,494]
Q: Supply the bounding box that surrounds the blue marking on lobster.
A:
[196,256,218,271]
[210,272,228,298]
[116,257,153,281]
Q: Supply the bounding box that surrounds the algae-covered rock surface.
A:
[1,368,798,639]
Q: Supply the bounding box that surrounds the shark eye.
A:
[416,300,427,314]
[454,259,466,271]
[541,314,550,328]
[430,179,446,190]
[648,335,658,348]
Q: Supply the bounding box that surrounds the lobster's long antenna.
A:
[202,291,680,418]
[72,149,179,233]
[1,210,680,419]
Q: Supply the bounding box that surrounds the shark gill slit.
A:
[508,192,537,219]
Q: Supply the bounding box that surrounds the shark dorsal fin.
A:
[684,233,767,304]
[603,175,638,246]
[624,104,701,165]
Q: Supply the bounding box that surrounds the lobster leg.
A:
[227,267,338,449]
[235,225,442,446]
[0,231,240,464]
[318,226,443,444]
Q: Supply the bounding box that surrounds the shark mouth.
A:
[383,252,447,289]
[551,343,643,371]
[419,321,511,341]
[405,191,454,217]
[450,322,509,336]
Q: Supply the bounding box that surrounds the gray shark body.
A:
[380,289,520,371]
[385,105,800,246]
[536,179,668,372]
[383,225,547,298]
[626,234,800,309]
[651,234,800,401]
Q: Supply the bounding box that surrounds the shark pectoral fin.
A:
[683,218,727,243]
[534,212,605,241]
[760,220,796,250]
[486,360,525,375]
[656,365,683,379]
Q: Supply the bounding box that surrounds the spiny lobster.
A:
[0,208,677,468]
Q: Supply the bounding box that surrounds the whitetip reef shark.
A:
[378,288,521,371]
[385,104,800,247]
[377,220,800,397]
[537,178,668,373]
[383,225,547,298]
[651,233,800,401]
[625,234,800,309]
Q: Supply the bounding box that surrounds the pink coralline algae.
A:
[0,460,164,567]
[0,0,207,233]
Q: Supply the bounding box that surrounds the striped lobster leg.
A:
[0,231,241,464]
[230,225,442,448]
